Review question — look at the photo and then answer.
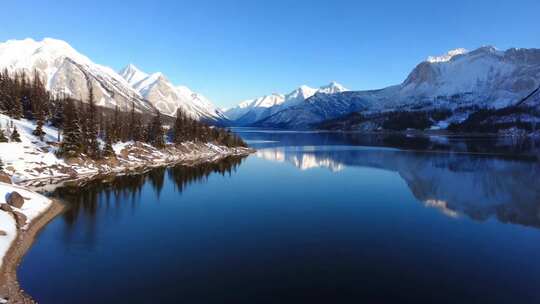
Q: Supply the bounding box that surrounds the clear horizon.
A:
[1,0,539,108]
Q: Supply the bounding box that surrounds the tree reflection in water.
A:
[54,156,246,227]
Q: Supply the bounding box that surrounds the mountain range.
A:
[224,82,348,126]
[1,38,539,133]
[0,38,227,124]
[234,46,540,131]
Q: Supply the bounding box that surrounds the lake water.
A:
[19,130,540,303]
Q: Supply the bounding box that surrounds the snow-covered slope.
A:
[225,82,348,125]
[0,38,227,124]
[0,38,153,112]
[119,64,228,124]
[119,63,149,87]
[224,94,285,124]
[257,46,540,129]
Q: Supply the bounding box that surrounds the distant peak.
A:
[125,63,138,70]
[299,84,314,90]
[119,63,149,86]
[319,81,348,93]
[472,45,502,55]
[120,63,142,74]
[427,48,468,63]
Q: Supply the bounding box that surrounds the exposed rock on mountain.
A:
[119,64,228,124]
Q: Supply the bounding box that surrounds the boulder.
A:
[0,203,13,213]
[12,211,27,229]
[7,191,24,208]
[0,172,11,184]
[0,230,6,236]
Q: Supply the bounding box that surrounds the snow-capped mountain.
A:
[256,46,540,129]
[0,38,227,125]
[224,94,285,124]
[119,64,228,123]
[0,38,153,112]
[225,82,348,126]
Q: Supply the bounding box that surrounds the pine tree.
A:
[10,125,21,142]
[102,121,115,158]
[51,95,65,141]
[0,157,3,171]
[128,103,140,141]
[112,105,120,142]
[31,70,47,140]
[0,70,7,112]
[85,86,100,158]
[59,98,83,158]
[7,72,23,119]
[0,127,7,142]
[148,111,165,148]
[79,101,89,152]
[172,108,185,144]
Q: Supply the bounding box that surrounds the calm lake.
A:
[19,130,540,303]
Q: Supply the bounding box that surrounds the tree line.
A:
[0,69,247,161]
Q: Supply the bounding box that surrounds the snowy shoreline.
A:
[0,144,253,303]
[0,193,63,304]
[0,145,253,303]
[0,114,254,302]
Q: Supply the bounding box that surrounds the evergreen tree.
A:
[0,127,7,142]
[148,111,165,148]
[0,157,3,171]
[10,125,21,142]
[19,72,33,119]
[79,101,89,151]
[8,72,23,119]
[85,87,100,158]
[133,112,144,142]
[0,70,7,112]
[51,95,65,141]
[59,98,83,158]
[112,105,120,142]
[31,70,47,140]
[102,121,116,158]
[172,108,186,144]
[129,103,143,141]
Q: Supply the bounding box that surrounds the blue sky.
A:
[1,0,539,108]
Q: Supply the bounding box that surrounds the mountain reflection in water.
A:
[250,132,540,229]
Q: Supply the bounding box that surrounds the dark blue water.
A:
[19,131,540,303]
